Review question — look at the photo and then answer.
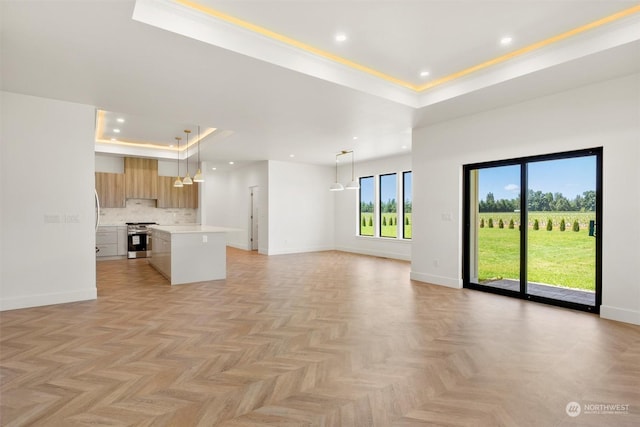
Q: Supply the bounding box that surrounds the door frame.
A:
[463,147,602,313]
[249,186,259,251]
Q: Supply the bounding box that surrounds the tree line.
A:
[360,199,412,214]
[479,189,596,212]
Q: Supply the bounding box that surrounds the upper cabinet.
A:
[95,172,125,208]
[125,157,158,199]
[157,177,199,209]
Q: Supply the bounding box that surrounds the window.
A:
[379,173,398,238]
[359,176,374,236]
[403,171,412,239]
[358,170,411,239]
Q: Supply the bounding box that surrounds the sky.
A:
[478,156,596,201]
[360,176,374,204]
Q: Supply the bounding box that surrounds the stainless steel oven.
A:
[127,222,156,259]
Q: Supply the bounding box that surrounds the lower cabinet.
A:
[149,230,171,279]
[96,226,127,257]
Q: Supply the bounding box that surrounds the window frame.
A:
[378,172,398,239]
[358,175,375,237]
[402,171,412,240]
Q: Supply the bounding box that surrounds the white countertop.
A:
[149,225,237,234]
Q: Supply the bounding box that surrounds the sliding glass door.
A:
[464,148,601,313]
[468,165,522,294]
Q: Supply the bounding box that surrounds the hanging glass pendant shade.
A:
[182,129,193,185]
[193,125,204,182]
[174,136,183,188]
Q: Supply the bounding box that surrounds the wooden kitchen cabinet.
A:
[125,157,158,199]
[182,181,199,208]
[157,176,199,208]
[95,172,125,208]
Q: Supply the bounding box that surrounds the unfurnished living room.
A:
[1,1,639,425]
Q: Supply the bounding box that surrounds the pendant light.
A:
[345,150,359,190]
[329,152,344,191]
[329,150,359,191]
[182,129,193,185]
[173,137,183,188]
[193,125,204,182]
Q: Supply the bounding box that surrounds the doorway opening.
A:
[463,148,602,313]
[249,186,259,251]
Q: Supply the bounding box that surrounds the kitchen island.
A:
[148,225,233,285]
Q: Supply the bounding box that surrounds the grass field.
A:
[478,212,596,290]
[360,213,412,238]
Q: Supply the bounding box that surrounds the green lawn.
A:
[478,212,596,290]
[360,213,412,238]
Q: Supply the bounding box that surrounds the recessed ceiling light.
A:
[169,144,174,148]
[353,136,358,140]
[335,33,347,42]
[110,138,117,141]
[116,118,125,123]
[113,128,120,133]
[228,161,234,165]
[289,154,295,158]
[211,167,217,171]
[500,36,513,46]
[420,70,430,77]
[401,145,408,149]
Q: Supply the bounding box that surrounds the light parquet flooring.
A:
[1,248,639,426]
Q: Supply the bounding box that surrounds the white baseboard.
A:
[227,242,250,251]
[410,271,463,289]
[335,246,411,261]
[0,288,97,312]
[266,245,335,256]
[600,305,640,325]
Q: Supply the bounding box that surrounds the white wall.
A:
[411,74,640,325]
[95,154,124,173]
[267,161,335,255]
[334,154,412,260]
[200,161,269,253]
[1,92,97,310]
[95,154,186,178]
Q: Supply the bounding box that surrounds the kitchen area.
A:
[95,155,199,259]
[95,153,232,284]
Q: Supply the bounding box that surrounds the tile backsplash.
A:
[99,199,198,225]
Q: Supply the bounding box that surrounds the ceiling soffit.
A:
[132,0,640,108]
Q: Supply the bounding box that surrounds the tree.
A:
[508,218,514,229]
[405,216,410,225]
[362,217,367,227]
[368,217,373,227]
[382,216,387,226]
[582,191,596,211]
[480,218,485,228]
[572,220,580,232]
[546,218,553,231]
[485,192,496,212]
[560,218,566,231]
[488,218,494,228]
[498,219,504,229]
[533,219,539,230]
